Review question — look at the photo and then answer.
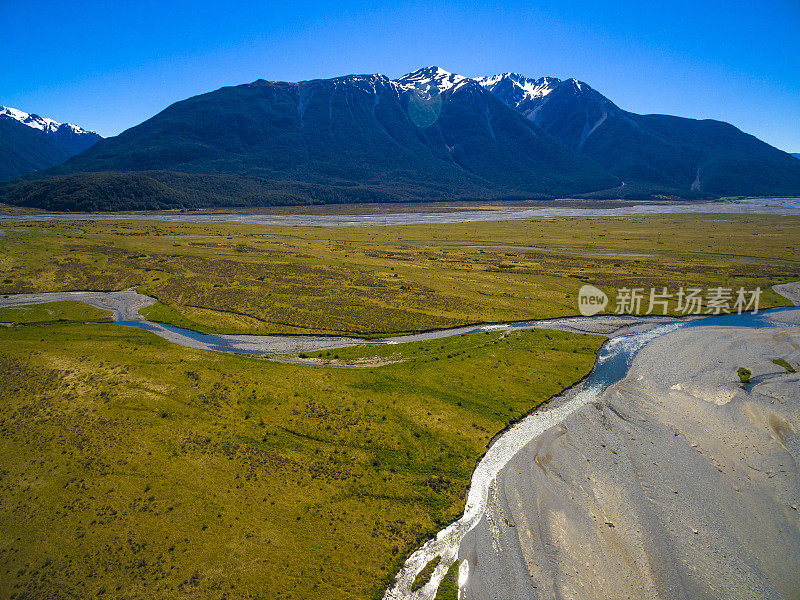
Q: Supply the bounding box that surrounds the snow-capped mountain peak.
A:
[475,73,561,108]
[395,66,470,95]
[0,105,96,136]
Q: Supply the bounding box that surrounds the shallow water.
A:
[110,304,787,364]
[115,320,244,352]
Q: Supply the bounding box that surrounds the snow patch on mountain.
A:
[395,66,470,95]
[475,73,560,107]
[0,105,96,136]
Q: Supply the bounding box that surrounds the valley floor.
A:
[0,209,798,600]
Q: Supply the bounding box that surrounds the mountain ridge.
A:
[0,106,98,137]
[2,67,799,210]
[476,73,800,196]
[0,106,102,181]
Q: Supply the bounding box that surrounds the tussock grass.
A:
[0,321,601,600]
[1,214,798,336]
[412,556,441,591]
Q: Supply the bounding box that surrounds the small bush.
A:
[737,367,752,384]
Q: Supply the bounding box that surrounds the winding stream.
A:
[0,290,666,355]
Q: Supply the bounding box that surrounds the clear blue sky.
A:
[3,0,798,151]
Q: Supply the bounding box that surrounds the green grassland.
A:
[1,213,798,336]
[434,561,460,600]
[0,301,112,325]
[0,308,602,600]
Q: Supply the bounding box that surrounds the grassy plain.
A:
[0,300,112,325]
[0,305,602,600]
[1,213,798,336]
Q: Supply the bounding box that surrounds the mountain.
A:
[0,68,616,210]
[0,106,101,181]
[477,74,800,197]
[3,67,799,211]
[792,153,800,160]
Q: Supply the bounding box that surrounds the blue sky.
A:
[3,0,798,151]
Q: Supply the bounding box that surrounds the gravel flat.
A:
[458,310,800,600]
[1,197,799,227]
[774,282,800,306]
[0,290,156,321]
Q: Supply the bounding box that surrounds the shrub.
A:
[737,367,752,384]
